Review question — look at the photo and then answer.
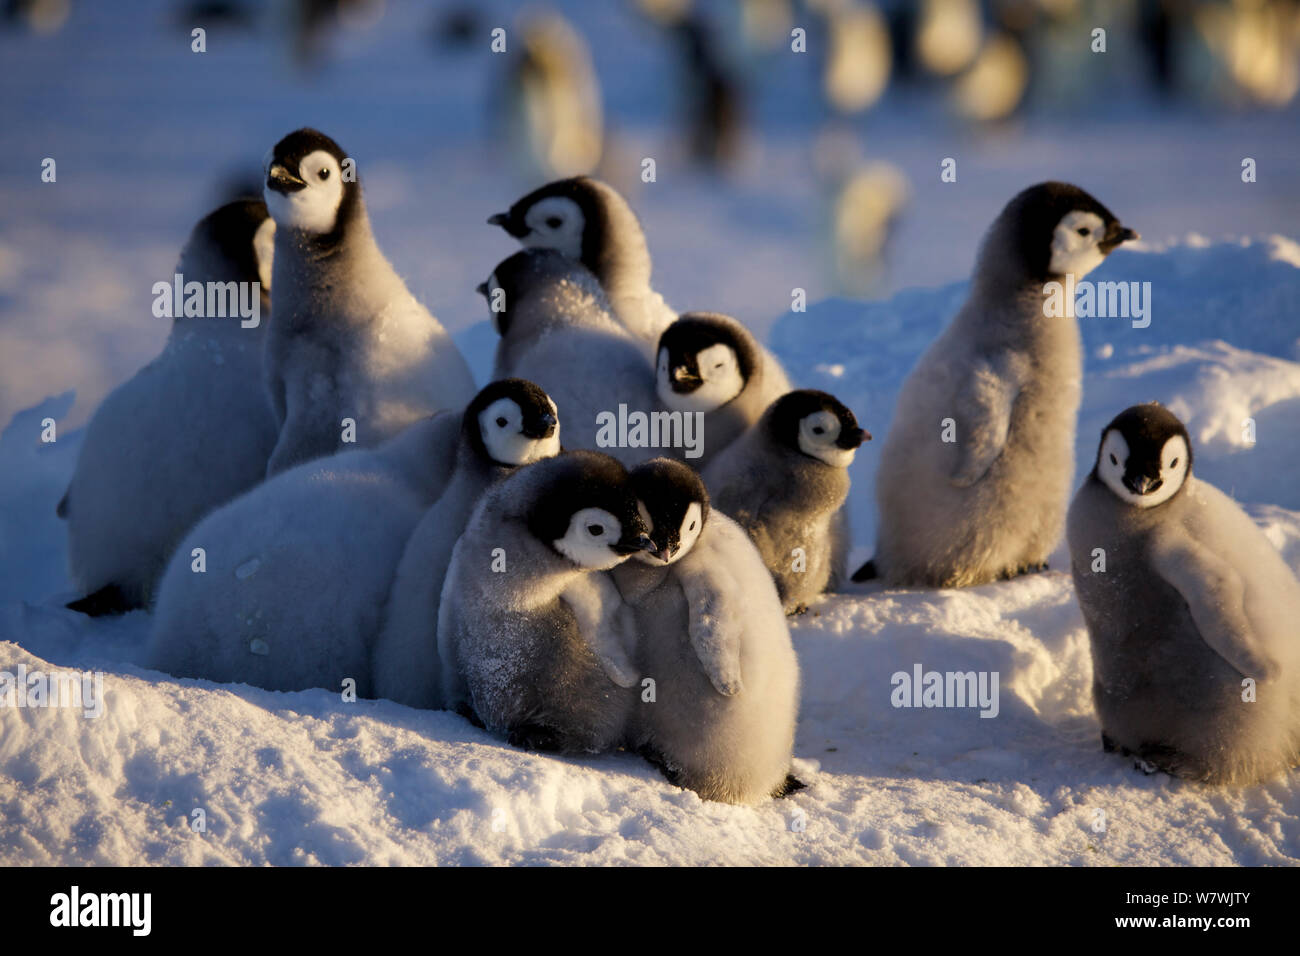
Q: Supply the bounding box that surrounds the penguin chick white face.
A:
[628,458,710,566]
[264,129,352,236]
[1048,210,1108,279]
[656,314,753,413]
[471,378,561,467]
[516,196,585,260]
[525,452,655,570]
[770,390,869,468]
[1095,403,1192,509]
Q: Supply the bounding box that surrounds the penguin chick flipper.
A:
[1151,532,1281,682]
[56,489,69,519]
[677,539,746,696]
[559,574,639,688]
[948,354,1026,488]
[66,584,138,617]
[850,559,878,582]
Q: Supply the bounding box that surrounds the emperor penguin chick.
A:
[1068,403,1300,785]
[859,181,1138,588]
[482,249,657,467]
[262,127,475,475]
[488,176,675,356]
[61,198,277,615]
[704,390,868,614]
[657,311,793,470]
[147,380,555,696]
[372,379,561,709]
[613,458,801,804]
[438,450,655,754]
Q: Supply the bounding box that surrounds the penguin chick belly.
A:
[1076,523,1296,784]
[465,604,632,754]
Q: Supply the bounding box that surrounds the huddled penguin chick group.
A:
[68,125,1300,797]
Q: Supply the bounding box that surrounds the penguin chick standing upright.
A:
[858,181,1138,588]
[262,127,475,475]
[482,249,657,467]
[61,198,278,615]
[1068,403,1300,785]
[656,311,793,470]
[613,458,801,804]
[703,390,867,614]
[487,176,675,357]
[372,379,561,709]
[438,451,655,753]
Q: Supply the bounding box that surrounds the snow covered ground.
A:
[2,2,1299,866]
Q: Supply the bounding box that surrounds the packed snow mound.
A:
[2,237,1299,865]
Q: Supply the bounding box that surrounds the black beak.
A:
[488,211,529,238]
[1123,474,1162,495]
[266,162,307,194]
[658,542,678,563]
[475,281,489,298]
[671,365,701,390]
[613,533,658,557]
[522,412,557,439]
[1100,222,1139,252]
[837,425,871,449]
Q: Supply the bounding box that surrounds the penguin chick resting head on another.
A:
[628,457,710,565]
[1093,402,1192,509]
[767,389,870,467]
[466,378,561,467]
[263,127,359,239]
[524,451,657,569]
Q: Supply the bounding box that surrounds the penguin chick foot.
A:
[850,559,878,582]
[1101,733,1118,753]
[773,773,807,798]
[788,604,809,617]
[66,583,137,617]
[455,702,486,730]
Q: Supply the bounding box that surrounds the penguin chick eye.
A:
[1077,227,1089,236]
[1109,454,1118,465]
[318,168,330,181]
[812,426,825,435]
[713,362,725,370]
[545,216,562,229]
[688,521,696,531]
[495,416,508,428]
[587,524,604,536]
[1170,458,1179,468]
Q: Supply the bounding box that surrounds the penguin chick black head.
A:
[524,451,657,569]
[628,457,709,566]
[476,248,605,336]
[982,181,1138,284]
[465,378,561,467]
[766,390,869,468]
[656,312,758,413]
[487,176,648,289]
[263,128,359,239]
[177,197,274,292]
[1094,402,1192,509]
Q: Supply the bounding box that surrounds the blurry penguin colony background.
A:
[9,0,1298,303]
